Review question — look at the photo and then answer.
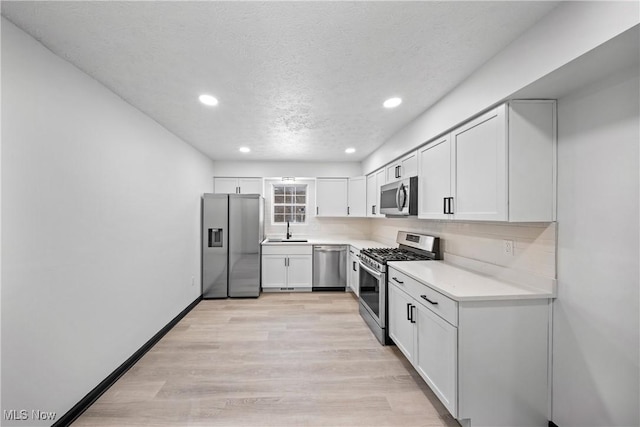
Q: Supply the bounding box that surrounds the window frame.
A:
[271,182,308,225]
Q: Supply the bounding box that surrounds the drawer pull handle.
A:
[392,277,404,284]
[420,295,438,305]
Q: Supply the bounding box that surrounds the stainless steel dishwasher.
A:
[312,245,348,291]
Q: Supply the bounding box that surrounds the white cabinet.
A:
[261,245,312,291]
[417,100,556,222]
[418,135,452,220]
[347,246,360,296]
[366,169,386,217]
[452,105,507,221]
[347,176,367,217]
[316,178,348,217]
[388,282,416,361]
[214,177,263,195]
[414,302,458,416]
[386,150,418,183]
[387,265,550,427]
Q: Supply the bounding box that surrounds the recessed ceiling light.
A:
[239,147,251,153]
[199,94,218,106]
[345,148,356,154]
[383,97,402,108]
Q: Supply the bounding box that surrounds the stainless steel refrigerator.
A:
[202,193,264,298]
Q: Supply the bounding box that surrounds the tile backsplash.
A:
[370,218,556,291]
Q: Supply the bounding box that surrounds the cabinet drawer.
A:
[388,266,458,326]
[262,245,312,255]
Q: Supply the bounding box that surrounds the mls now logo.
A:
[3,409,57,421]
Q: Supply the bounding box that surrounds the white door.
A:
[375,169,386,217]
[452,105,507,221]
[238,178,263,195]
[401,151,418,178]
[316,178,348,217]
[214,177,239,194]
[366,173,377,217]
[388,283,416,362]
[286,255,313,289]
[415,304,458,417]
[418,136,452,220]
[261,255,288,289]
[347,176,366,217]
[386,162,400,183]
[348,251,360,296]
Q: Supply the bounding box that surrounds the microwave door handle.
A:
[396,184,407,210]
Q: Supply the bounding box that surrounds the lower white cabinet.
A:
[388,283,416,360]
[262,245,312,291]
[347,246,360,296]
[388,266,550,427]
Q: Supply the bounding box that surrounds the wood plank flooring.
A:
[73,293,460,427]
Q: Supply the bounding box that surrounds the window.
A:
[272,183,307,223]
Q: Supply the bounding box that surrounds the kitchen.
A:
[2,2,638,427]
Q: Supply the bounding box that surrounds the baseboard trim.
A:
[53,296,202,427]
[549,421,559,427]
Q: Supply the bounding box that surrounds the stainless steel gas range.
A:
[358,231,440,345]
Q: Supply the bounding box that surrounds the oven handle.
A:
[358,260,384,280]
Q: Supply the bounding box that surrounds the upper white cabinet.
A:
[347,176,367,217]
[366,169,386,217]
[316,178,348,217]
[418,135,452,220]
[418,100,556,222]
[386,150,418,183]
[214,177,263,195]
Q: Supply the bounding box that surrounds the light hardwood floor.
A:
[73,292,460,427]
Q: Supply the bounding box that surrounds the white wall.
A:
[363,1,640,174]
[1,18,215,426]
[552,63,639,426]
[211,160,362,179]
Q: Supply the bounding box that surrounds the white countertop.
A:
[262,238,390,250]
[387,260,554,302]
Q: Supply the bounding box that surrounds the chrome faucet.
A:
[286,221,292,240]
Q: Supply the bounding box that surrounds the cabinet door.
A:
[347,176,366,217]
[348,251,360,296]
[375,169,386,217]
[366,173,377,217]
[316,178,348,217]
[418,136,452,219]
[400,151,418,178]
[452,105,507,221]
[261,255,288,289]
[415,304,458,417]
[286,255,312,289]
[214,177,239,194]
[386,162,400,183]
[388,283,416,362]
[238,178,263,195]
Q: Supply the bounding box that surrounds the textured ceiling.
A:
[2,1,559,162]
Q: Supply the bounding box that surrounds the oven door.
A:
[358,261,386,328]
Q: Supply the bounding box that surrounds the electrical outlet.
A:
[503,240,514,256]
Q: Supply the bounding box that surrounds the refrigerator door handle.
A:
[208,228,223,247]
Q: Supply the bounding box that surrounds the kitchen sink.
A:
[266,238,308,243]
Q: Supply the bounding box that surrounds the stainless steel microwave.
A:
[380,176,418,216]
